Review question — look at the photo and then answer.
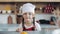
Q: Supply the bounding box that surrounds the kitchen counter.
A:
[0,31,41,34]
[0,24,58,31]
[0,24,59,34]
[40,24,58,28]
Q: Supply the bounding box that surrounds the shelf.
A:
[0,13,15,15]
[0,0,60,2]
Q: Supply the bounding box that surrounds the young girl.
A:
[16,3,41,31]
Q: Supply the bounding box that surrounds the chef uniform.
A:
[18,3,41,31]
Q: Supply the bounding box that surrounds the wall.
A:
[0,14,16,24]
[35,14,53,21]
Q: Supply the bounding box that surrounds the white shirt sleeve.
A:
[35,22,41,31]
[17,23,23,31]
[18,23,22,28]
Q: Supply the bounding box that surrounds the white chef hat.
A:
[20,3,35,15]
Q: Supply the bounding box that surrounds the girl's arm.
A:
[35,22,41,31]
[16,23,23,32]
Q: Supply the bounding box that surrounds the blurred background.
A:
[0,0,60,34]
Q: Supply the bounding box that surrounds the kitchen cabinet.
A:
[0,4,15,14]
[0,2,57,14]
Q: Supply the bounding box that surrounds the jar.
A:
[2,10,6,14]
[7,10,11,14]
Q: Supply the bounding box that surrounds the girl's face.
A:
[23,12,34,22]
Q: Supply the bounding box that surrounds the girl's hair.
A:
[17,15,22,24]
[22,17,35,31]
[17,15,22,18]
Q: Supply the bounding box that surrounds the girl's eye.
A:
[23,13,27,15]
[23,13,32,15]
[29,13,32,15]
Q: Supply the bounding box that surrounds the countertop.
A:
[0,24,58,34]
[0,31,42,34]
[0,24,58,31]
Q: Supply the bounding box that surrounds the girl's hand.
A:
[16,28,20,32]
[16,28,23,32]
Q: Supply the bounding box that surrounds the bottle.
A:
[0,10,2,13]
[7,10,11,14]
[2,10,6,14]
[8,15,12,24]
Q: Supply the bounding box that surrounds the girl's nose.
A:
[26,13,32,19]
[27,14,30,17]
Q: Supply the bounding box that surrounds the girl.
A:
[16,3,41,31]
